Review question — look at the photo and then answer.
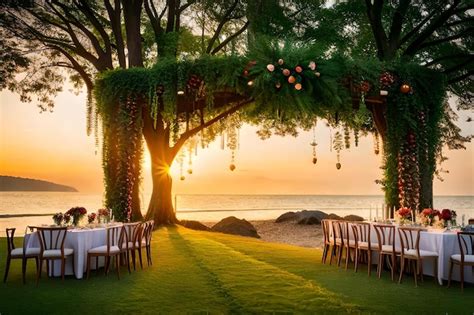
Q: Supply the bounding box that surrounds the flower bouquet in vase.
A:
[440,209,457,229]
[98,208,110,224]
[66,207,87,227]
[52,213,64,226]
[88,213,97,224]
[63,213,71,226]
[417,208,440,227]
[395,207,412,225]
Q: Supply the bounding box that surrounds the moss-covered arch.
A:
[95,44,446,224]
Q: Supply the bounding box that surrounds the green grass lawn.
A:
[1,226,472,314]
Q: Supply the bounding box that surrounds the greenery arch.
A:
[95,43,446,224]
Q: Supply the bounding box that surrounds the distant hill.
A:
[0,176,78,192]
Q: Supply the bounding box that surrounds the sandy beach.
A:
[203,219,323,249]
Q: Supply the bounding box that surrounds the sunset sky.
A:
[1,86,473,196]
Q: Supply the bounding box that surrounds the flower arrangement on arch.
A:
[52,213,64,226]
[66,207,87,226]
[395,207,412,225]
[87,213,97,224]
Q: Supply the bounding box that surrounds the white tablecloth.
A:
[346,223,473,285]
[26,226,120,279]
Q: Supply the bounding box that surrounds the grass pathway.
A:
[0,226,472,314]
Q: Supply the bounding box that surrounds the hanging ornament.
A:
[314,71,321,77]
[308,61,316,70]
[373,131,380,155]
[187,143,193,175]
[295,65,303,73]
[282,69,291,76]
[275,82,282,90]
[400,83,411,94]
[288,75,296,84]
[247,80,254,86]
[229,163,236,171]
[354,129,359,147]
[360,81,371,93]
[294,83,302,90]
[220,132,225,150]
[310,124,318,165]
[177,90,185,95]
[344,125,351,149]
[380,90,388,96]
[278,58,284,65]
[266,64,275,72]
[178,151,185,180]
[333,130,343,170]
[379,71,395,88]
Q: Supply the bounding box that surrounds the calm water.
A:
[1,192,473,233]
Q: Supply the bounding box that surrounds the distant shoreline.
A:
[0,175,78,192]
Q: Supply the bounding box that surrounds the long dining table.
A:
[346,222,473,285]
[26,224,123,279]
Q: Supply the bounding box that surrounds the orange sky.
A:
[1,87,473,196]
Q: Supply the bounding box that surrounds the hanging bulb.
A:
[229,164,236,171]
[177,90,185,95]
[336,162,341,170]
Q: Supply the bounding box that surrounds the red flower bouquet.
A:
[52,213,63,226]
[87,213,97,224]
[395,207,412,225]
[97,208,111,223]
[66,207,87,226]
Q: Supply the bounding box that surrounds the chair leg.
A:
[131,250,136,271]
[399,258,405,284]
[367,250,372,276]
[71,255,75,279]
[138,248,143,270]
[460,263,464,291]
[36,259,43,286]
[147,246,152,266]
[322,244,328,264]
[86,254,91,280]
[377,253,383,278]
[433,257,438,282]
[35,257,39,279]
[126,252,131,274]
[448,259,454,288]
[391,254,396,281]
[61,258,65,281]
[413,260,418,287]
[96,257,99,275]
[354,249,359,273]
[22,258,27,284]
[105,256,110,275]
[329,245,335,265]
[3,256,11,283]
[115,255,120,280]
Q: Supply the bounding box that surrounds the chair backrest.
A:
[321,219,332,245]
[332,220,345,245]
[144,220,154,245]
[6,228,16,254]
[123,222,141,244]
[22,226,38,252]
[469,219,474,225]
[457,231,474,259]
[105,225,126,254]
[374,224,396,251]
[398,227,426,255]
[37,227,68,255]
[351,222,371,246]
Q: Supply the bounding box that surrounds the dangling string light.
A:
[333,129,343,170]
[310,123,318,165]
[178,150,185,180]
[226,115,240,172]
[373,130,380,155]
[187,139,193,175]
[220,132,225,150]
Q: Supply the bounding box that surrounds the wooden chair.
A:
[373,224,400,281]
[321,219,334,264]
[143,220,155,266]
[340,221,357,270]
[36,227,74,285]
[398,227,438,286]
[448,231,474,291]
[86,225,126,280]
[3,227,40,284]
[352,222,379,276]
[330,220,345,266]
[469,219,474,225]
[123,222,143,270]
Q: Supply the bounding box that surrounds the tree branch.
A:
[403,0,462,57]
[47,44,93,89]
[211,20,249,55]
[448,69,474,84]
[387,0,410,53]
[206,0,239,54]
[105,0,126,68]
[417,27,474,50]
[365,0,388,59]
[170,98,252,158]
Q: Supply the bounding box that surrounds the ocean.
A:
[1,192,473,233]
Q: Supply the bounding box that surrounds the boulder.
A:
[343,214,365,222]
[327,213,343,220]
[211,216,260,238]
[179,220,210,231]
[297,216,321,225]
[275,211,298,223]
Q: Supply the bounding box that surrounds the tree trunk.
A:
[122,0,144,67]
[145,155,177,225]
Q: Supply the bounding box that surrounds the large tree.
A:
[0,0,296,224]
